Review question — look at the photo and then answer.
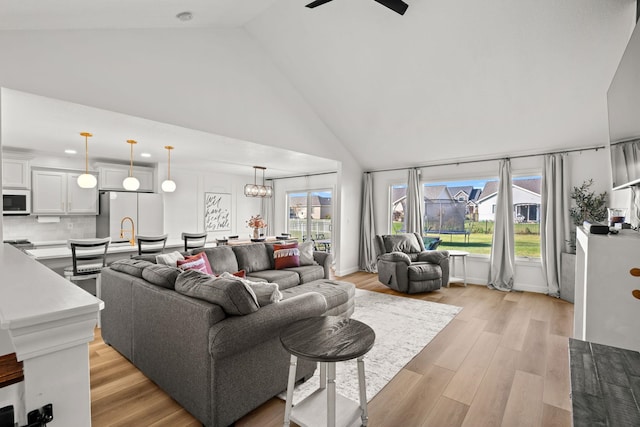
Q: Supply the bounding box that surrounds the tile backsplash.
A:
[3,215,96,242]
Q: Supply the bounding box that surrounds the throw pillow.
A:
[155,251,185,267]
[175,270,259,315]
[177,251,213,274]
[274,242,300,270]
[217,272,282,307]
[298,241,317,266]
[142,264,182,289]
[109,259,154,278]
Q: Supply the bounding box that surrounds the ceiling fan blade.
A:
[373,0,408,15]
[306,0,335,8]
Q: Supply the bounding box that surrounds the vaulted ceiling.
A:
[0,0,635,173]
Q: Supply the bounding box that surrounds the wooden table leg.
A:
[283,355,297,427]
[357,356,369,426]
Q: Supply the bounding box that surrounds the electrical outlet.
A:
[67,222,73,229]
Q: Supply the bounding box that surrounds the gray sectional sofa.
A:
[100,242,355,427]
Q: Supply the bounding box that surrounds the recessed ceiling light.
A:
[176,11,193,21]
[65,149,77,154]
[140,152,151,158]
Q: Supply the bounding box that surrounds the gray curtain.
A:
[405,168,424,234]
[540,154,570,298]
[261,180,275,236]
[359,173,377,272]
[488,159,515,291]
[631,186,640,229]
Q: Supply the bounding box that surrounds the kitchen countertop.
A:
[0,244,102,329]
[25,239,218,260]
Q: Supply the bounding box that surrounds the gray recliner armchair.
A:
[375,233,450,294]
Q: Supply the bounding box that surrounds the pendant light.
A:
[77,132,97,188]
[244,166,272,198]
[161,145,176,193]
[122,139,140,191]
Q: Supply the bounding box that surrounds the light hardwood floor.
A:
[89,272,574,426]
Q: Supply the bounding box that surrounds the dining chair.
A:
[135,234,168,255]
[181,232,208,252]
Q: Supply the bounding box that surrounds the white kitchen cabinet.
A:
[32,170,98,215]
[97,164,154,192]
[2,158,30,189]
[574,227,640,351]
[67,172,98,214]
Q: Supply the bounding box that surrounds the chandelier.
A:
[244,166,272,198]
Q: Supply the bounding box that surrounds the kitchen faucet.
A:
[120,216,135,246]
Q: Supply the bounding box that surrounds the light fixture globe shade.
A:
[122,176,140,191]
[161,179,176,193]
[77,173,97,189]
[257,186,267,197]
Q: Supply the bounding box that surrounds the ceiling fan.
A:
[306,0,408,16]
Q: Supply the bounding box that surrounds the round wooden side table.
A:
[280,316,376,427]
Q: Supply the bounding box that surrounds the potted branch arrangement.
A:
[561,179,607,302]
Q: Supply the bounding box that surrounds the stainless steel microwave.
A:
[3,189,31,215]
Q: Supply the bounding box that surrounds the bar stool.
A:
[64,237,111,326]
[135,234,168,255]
[181,232,207,252]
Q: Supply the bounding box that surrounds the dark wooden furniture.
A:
[280,316,375,427]
[569,338,640,426]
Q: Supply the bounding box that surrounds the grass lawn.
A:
[425,231,541,258]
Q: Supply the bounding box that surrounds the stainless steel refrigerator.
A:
[96,191,164,242]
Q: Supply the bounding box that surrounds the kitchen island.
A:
[0,243,101,426]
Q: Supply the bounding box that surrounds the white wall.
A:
[371,148,612,293]
[0,28,362,273]
[163,166,263,242]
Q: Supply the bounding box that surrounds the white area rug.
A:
[282,288,462,405]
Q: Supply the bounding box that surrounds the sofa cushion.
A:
[110,259,154,277]
[383,234,422,254]
[281,279,355,314]
[198,246,239,274]
[156,251,185,267]
[246,269,300,289]
[177,252,213,274]
[174,270,259,315]
[284,265,325,284]
[298,241,317,266]
[232,244,272,273]
[217,272,282,307]
[274,242,300,269]
[142,264,182,289]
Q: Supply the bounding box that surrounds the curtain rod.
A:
[267,171,338,181]
[367,144,607,174]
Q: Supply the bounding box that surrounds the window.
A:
[423,176,541,257]
[390,184,407,234]
[287,190,333,252]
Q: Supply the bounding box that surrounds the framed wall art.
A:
[204,192,231,232]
